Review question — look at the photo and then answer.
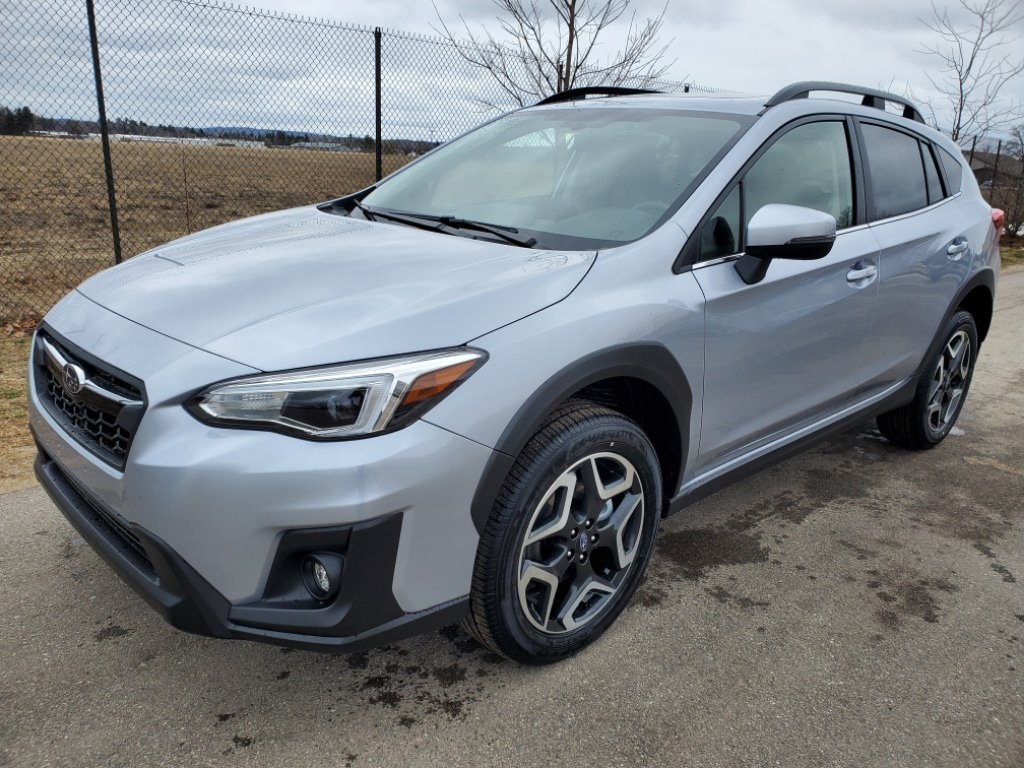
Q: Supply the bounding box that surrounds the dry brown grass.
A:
[1,134,408,321]
[1002,234,1024,267]
[0,336,34,493]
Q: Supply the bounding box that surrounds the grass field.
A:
[0,333,33,493]
[0,135,409,321]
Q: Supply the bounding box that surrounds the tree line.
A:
[0,105,438,154]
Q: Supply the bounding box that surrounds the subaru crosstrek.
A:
[29,82,1001,664]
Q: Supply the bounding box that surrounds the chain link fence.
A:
[1,0,721,322]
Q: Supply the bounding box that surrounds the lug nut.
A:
[578,554,586,562]
[591,534,598,543]
[570,528,578,537]
[585,520,593,529]
[567,550,574,559]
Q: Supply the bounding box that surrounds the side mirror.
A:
[735,204,837,284]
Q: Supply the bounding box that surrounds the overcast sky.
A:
[4,0,1021,141]
[258,0,1024,132]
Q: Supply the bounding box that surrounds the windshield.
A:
[359,107,751,249]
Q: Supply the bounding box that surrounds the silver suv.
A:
[29,82,1000,664]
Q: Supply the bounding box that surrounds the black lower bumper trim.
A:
[35,449,469,652]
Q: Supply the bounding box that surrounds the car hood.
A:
[77,206,595,370]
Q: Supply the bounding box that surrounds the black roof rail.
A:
[763,81,926,124]
[535,86,662,106]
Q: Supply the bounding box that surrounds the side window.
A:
[937,146,964,194]
[744,121,855,230]
[699,185,740,260]
[921,143,944,204]
[861,123,928,219]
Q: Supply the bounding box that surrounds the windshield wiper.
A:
[432,215,539,248]
[356,204,448,234]
[359,205,540,248]
[349,198,377,221]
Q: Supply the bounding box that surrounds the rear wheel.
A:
[877,309,978,450]
[463,401,661,664]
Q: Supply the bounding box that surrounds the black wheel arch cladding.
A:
[470,342,692,533]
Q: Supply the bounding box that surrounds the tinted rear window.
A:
[861,123,928,220]
[937,147,964,194]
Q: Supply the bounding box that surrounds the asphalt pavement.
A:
[1,271,1022,768]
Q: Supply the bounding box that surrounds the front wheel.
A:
[463,401,662,664]
[877,309,978,450]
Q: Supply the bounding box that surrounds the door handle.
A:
[846,264,877,284]
[947,240,969,258]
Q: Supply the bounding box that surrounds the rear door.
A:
[689,117,881,474]
[855,120,973,389]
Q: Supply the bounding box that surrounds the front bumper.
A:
[30,291,495,650]
[35,449,468,650]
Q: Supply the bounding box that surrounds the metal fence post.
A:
[86,0,123,264]
[374,27,382,182]
[991,139,1002,190]
[968,135,977,166]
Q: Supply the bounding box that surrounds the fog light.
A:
[301,553,343,601]
[312,561,330,593]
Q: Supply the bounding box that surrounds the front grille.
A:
[34,331,146,469]
[43,368,132,457]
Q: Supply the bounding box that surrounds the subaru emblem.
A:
[63,363,86,396]
[577,532,589,552]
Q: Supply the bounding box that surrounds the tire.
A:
[877,309,978,450]
[463,401,662,664]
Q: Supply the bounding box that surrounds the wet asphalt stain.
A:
[972,542,1018,583]
[865,567,959,631]
[907,452,1020,555]
[635,526,770,608]
[222,734,255,755]
[802,466,871,502]
[93,624,132,642]
[991,563,1017,583]
[725,490,819,533]
[704,585,770,610]
[839,540,880,561]
[320,626,509,728]
[276,670,291,680]
[657,528,770,582]
[215,713,235,724]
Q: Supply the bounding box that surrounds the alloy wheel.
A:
[927,329,971,433]
[516,451,645,635]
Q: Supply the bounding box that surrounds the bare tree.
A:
[995,123,1024,236]
[918,0,1024,142]
[433,0,674,107]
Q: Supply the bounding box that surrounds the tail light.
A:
[992,208,1005,240]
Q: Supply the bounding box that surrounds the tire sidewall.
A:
[494,417,661,659]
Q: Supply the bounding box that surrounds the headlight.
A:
[185,348,486,439]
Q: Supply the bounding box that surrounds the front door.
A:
[689,119,880,478]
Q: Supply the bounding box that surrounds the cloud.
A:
[2,0,1021,140]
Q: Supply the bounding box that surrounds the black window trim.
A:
[919,140,947,204]
[853,116,960,224]
[675,113,862,273]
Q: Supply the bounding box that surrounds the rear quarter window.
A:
[937,146,964,194]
